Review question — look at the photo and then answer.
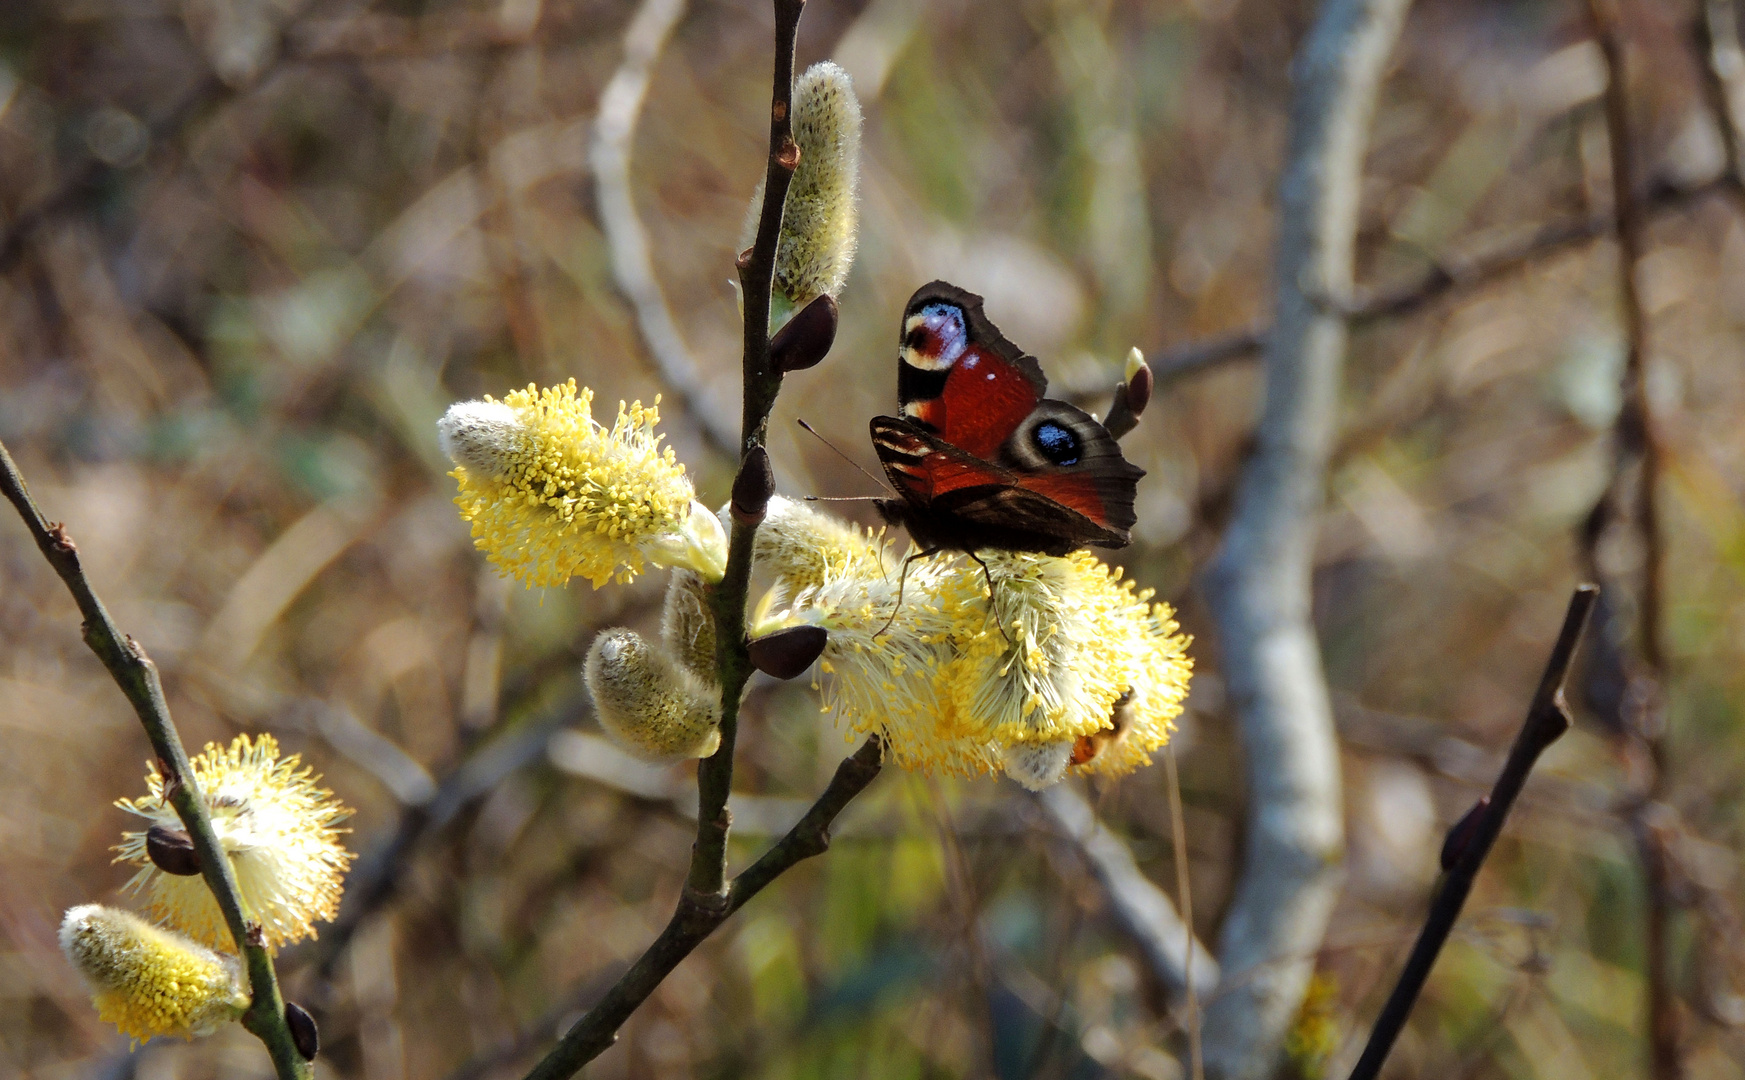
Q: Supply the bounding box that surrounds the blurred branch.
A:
[1346,585,1597,1080]
[299,708,571,984]
[1036,784,1218,1003]
[521,737,883,1080]
[1148,176,1735,385]
[1695,0,1745,202]
[0,439,313,1080]
[1197,0,1413,1075]
[1583,1,1681,1074]
[592,0,740,460]
[0,74,224,272]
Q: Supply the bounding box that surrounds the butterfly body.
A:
[871,282,1144,558]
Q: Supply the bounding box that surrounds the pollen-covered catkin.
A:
[441,382,727,588]
[585,629,722,759]
[59,905,248,1042]
[114,734,353,952]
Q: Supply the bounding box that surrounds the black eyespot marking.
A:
[904,326,930,352]
[1032,421,1081,466]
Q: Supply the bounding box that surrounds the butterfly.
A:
[870,281,1145,559]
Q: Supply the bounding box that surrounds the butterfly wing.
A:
[871,413,1138,553]
[877,280,1145,555]
[896,282,1045,460]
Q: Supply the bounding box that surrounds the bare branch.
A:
[1197,0,1413,1074]
[1147,175,1735,385]
[1347,585,1596,1080]
[0,439,312,1080]
[519,737,881,1080]
[592,0,740,459]
[1583,2,1680,1073]
[1036,785,1216,1002]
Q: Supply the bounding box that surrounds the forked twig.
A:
[1346,584,1597,1080]
[516,4,894,1078]
[0,440,313,1080]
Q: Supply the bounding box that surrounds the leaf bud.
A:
[732,446,775,526]
[145,825,202,877]
[748,624,829,680]
[770,294,839,373]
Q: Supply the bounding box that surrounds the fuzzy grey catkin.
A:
[744,61,862,317]
[585,629,721,759]
[661,569,718,685]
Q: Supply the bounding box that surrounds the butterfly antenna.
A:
[798,418,893,494]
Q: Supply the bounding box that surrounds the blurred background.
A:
[3,0,1745,1077]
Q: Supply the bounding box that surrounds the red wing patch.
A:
[936,347,1040,460]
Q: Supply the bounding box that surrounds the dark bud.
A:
[1102,352,1154,440]
[732,446,775,526]
[1125,358,1154,417]
[285,1002,319,1061]
[1439,796,1491,871]
[145,825,201,876]
[770,294,839,373]
[748,625,829,680]
[736,246,754,270]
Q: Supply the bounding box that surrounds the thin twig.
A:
[1345,584,1597,1080]
[0,439,312,1080]
[1584,3,1681,1074]
[591,0,740,459]
[519,736,882,1080]
[1197,0,1413,1074]
[1146,176,1732,385]
[1695,0,1745,204]
[1165,748,1203,1080]
[1035,784,1218,1002]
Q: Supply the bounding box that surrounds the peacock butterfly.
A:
[870,281,1145,558]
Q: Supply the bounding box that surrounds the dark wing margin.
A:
[904,281,1048,398]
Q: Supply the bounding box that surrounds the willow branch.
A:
[1146,176,1733,385]
[1197,0,1413,1075]
[1035,784,1218,1002]
[519,737,881,1080]
[1347,585,1596,1080]
[516,5,874,1077]
[0,439,311,1080]
[592,0,741,459]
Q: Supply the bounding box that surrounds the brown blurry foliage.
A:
[6,0,1745,1078]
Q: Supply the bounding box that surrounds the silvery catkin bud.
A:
[585,629,721,759]
[660,569,718,685]
[747,61,861,324]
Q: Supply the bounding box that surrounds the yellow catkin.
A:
[443,381,725,588]
[748,504,1192,785]
[114,734,353,953]
[60,905,248,1042]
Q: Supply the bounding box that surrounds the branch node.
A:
[777,136,799,171]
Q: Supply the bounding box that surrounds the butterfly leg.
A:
[963,549,1013,647]
[874,549,935,638]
